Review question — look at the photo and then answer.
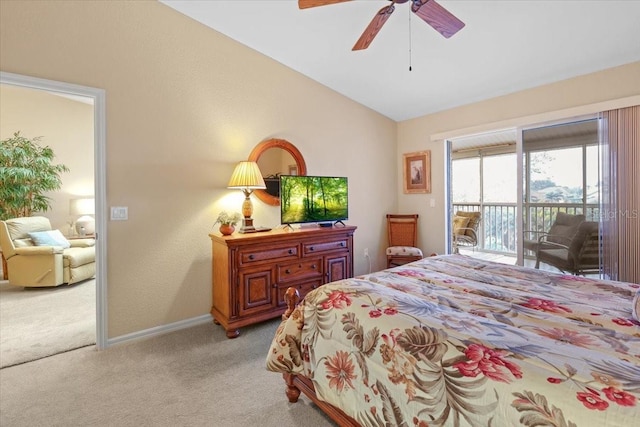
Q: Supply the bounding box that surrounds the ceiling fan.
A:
[299,0,465,51]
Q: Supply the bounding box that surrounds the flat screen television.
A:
[280,175,348,226]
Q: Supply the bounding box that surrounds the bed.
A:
[266,254,640,426]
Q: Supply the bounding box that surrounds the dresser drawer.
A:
[239,244,298,265]
[277,258,322,284]
[277,279,323,307]
[303,239,348,255]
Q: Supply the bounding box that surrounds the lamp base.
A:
[238,217,256,234]
[75,215,95,236]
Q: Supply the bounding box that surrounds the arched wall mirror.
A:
[248,138,307,206]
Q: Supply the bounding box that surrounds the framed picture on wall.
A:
[403,150,431,194]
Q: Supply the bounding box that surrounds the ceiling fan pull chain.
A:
[409,9,413,71]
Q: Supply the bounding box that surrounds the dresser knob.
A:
[285,269,291,274]
[288,249,294,254]
[312,264,317,269]
[309,246,314,251]
[248,254,255,260]
[339,242,345,247]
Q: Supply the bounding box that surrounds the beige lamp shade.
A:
[227,161,266,233]
[227,161,267,189]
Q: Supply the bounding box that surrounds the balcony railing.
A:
[453,202,599,256]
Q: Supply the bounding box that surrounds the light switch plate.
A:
[110,206,128,220]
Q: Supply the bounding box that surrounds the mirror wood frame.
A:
[248,138,307,206]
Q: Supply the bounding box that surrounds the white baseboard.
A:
[106,314,213,347]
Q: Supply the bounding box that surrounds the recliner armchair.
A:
[0,216,95,287]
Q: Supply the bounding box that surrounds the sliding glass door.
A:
[520,117,602,274]
[449,116,602,275]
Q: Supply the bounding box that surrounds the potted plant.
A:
[0,131,69,220]
[214,211,242,235]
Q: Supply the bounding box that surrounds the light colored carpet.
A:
[0,319,335,427]
[0,278,96,368]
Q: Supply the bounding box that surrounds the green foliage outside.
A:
[0,131,69,220]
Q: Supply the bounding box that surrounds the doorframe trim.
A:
[1,71,108,350]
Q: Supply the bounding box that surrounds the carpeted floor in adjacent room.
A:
[0,278,96,368]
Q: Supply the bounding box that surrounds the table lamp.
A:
[69,197,95,236]
[227,161,266,233]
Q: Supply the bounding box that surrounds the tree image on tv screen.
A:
[281,176,348,224]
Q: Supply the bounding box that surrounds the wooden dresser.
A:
[209,225,357,338]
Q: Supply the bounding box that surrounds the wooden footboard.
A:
[282,287,359,427]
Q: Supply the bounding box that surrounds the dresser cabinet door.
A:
[238,268,274,317]
[325,254,349,283]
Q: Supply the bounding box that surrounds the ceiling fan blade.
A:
[298,0,352,9]
[352,5,395,51]
[412,0,465,39]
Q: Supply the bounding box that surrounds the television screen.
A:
[280,175,348,225]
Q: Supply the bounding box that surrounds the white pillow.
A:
[633,289,640,322]
[28,230,71,249]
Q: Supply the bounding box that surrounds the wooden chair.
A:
[452,211,481,253]
[535,221,600,275]
[386,214,423,268]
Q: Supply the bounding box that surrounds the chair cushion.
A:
[455,211,480,238]
[454,234,476,247]
[632,289,639,322]
[453,216,470,235]
[28,230,71,249]
[63,246,95,268]
[547,212,585,244]
[386,246,424,257]
[5,216,52,239]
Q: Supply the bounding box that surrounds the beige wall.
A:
[0,1,397,338]
[397,61,640,256]
[0,85,95,233]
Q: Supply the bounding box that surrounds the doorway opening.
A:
[0,71,107,360]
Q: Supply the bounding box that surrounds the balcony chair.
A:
[535,221,600,275]
[386,214,423,268]
[452,211,481,253]
[0,216,96,287]
[523,212,585,259]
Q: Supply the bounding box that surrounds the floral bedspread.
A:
[266,254,640,427]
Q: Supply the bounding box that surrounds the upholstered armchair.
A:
[535,221,600,275]
[0,216,95,287]
[523,212,585,259]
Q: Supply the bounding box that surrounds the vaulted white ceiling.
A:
[161,0,640,122]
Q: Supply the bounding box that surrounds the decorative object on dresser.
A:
[227,161,266,233]
[209,225,356,338]
[214,211,242,236]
